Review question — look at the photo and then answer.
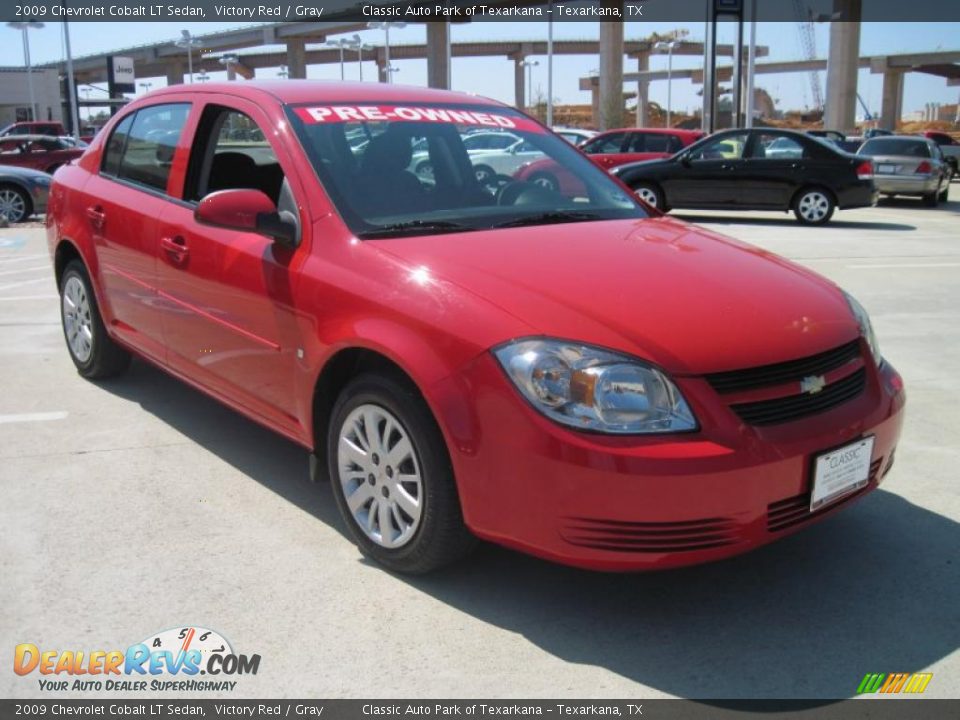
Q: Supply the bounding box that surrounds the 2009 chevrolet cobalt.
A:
[47,82,904,573]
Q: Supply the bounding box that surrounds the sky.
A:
[1,20,957,120]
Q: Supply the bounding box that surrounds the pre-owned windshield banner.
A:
[294,105,547,133]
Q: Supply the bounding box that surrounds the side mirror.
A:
[679,153,692,166]
[195,188,298,247]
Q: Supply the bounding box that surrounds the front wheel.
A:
[793,188,835,225]
[327,372,475,574]
[59,260,131,378]
[632,183,664,210]
[0,185,31,224]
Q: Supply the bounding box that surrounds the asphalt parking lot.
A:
[1,197,958,700]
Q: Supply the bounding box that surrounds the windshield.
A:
[859,138,931,157]
[287,103,645,237]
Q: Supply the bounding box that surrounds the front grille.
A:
[767,457,882,533]
[729,367,867,426]
[706,340,861,394]
[562,516,737,553]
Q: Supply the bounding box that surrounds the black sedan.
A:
[612,128,878,224]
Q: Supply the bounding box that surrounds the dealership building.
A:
[0,66,63,127]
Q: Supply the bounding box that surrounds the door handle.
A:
[160,235,189,263]
[86,205,106,229]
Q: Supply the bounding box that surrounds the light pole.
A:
[139,81,152,95]
[520,59,539,110]
[7,21,44,121]
[546,8,554,126]
[62,21,80,140]
[350,35,373,81]
[326,39,351,80]
[655,40,679,128]
[80,87,91,122]
[176,30,201,83]
[367,21,406,83]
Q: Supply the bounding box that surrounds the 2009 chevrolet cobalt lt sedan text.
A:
[47,82,905,573]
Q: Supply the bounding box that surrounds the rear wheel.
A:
[793,187,835,225]
[328,372,475,574]
[59,260,131,379]
[633,183,664,210]
[0,185,31,224]
[922,191,939,207]
[938,183,949,202]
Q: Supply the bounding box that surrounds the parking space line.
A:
[848,262,960,269]
[0,294,58,301]
[0,265,51,277]
[0,253,48,265]
[0,411,68,424]
[0,277,51,291]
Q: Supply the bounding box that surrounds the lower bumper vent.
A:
[562,516,737,553]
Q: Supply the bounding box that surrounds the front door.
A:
[669,132,749,207]
[155,101,310,433]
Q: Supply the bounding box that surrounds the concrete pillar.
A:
[590,80,600,128]
[426,23,449,89]
[879,69,904,131]
[286,39,307,79]
[635,52,649,127]
[823,0,862,132]
[598,14,624,130]
[513,57,526,108]
[165,61,184,87]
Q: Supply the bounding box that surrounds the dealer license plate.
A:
[810,436,875,512]
[877,163,897,174]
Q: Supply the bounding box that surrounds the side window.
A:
[487,133,519,150]
[689,133,749,161]
[187,108,286,205]
[101,113,134,176]
[116,104,190,192]
[668,135,686,153]
[754,134,805,160]
[585,132,626,154]
[643,134,673,153]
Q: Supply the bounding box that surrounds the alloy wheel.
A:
[337,404,423,549]
[798,191,830,222]
[635,186,659,207]
[62,275,94,363]
[0,189,26,223]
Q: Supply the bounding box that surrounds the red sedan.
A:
[581,127,706,169]
[0,135,84,174]
[47,82,904,574]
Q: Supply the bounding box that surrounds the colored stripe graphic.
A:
[857,672,932,694]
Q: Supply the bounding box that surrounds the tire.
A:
[793,187,835,225]
[528,171,559,192]
[414,160,433,179]
[938,183,949,203]
[922,191,939,208]
[632,182,664,210]
[0,185,31,224]
[59,260,131,379]
[473,164,496,185]
[327,372,476,574]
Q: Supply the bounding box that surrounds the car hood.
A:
[370,217,859,375]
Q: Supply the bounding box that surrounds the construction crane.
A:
[793,0,824,111]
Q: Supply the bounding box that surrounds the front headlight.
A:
[843,291,881,366]
[493,339,697,434]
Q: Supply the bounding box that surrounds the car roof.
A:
[144,80,502,108]
[599,127,702,137]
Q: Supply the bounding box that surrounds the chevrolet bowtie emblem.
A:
[800,375,827,395]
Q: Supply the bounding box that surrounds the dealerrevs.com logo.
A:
[14,626,261,692]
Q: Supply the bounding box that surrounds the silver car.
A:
[857,136,950,206]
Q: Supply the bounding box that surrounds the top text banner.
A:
[3,0,956,23]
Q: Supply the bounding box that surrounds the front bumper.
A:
[874,174,939,196]
[432,352,905,571]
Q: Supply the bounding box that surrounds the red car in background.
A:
[47,81,903,575]
[581,127,705,169]
[0,135,84,174]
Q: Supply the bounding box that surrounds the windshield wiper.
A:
[492,210,601,229]
[357,220,476,239]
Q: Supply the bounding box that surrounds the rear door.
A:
[581,132,628,169]
[81,102,191,362]
[155,99,311,433]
